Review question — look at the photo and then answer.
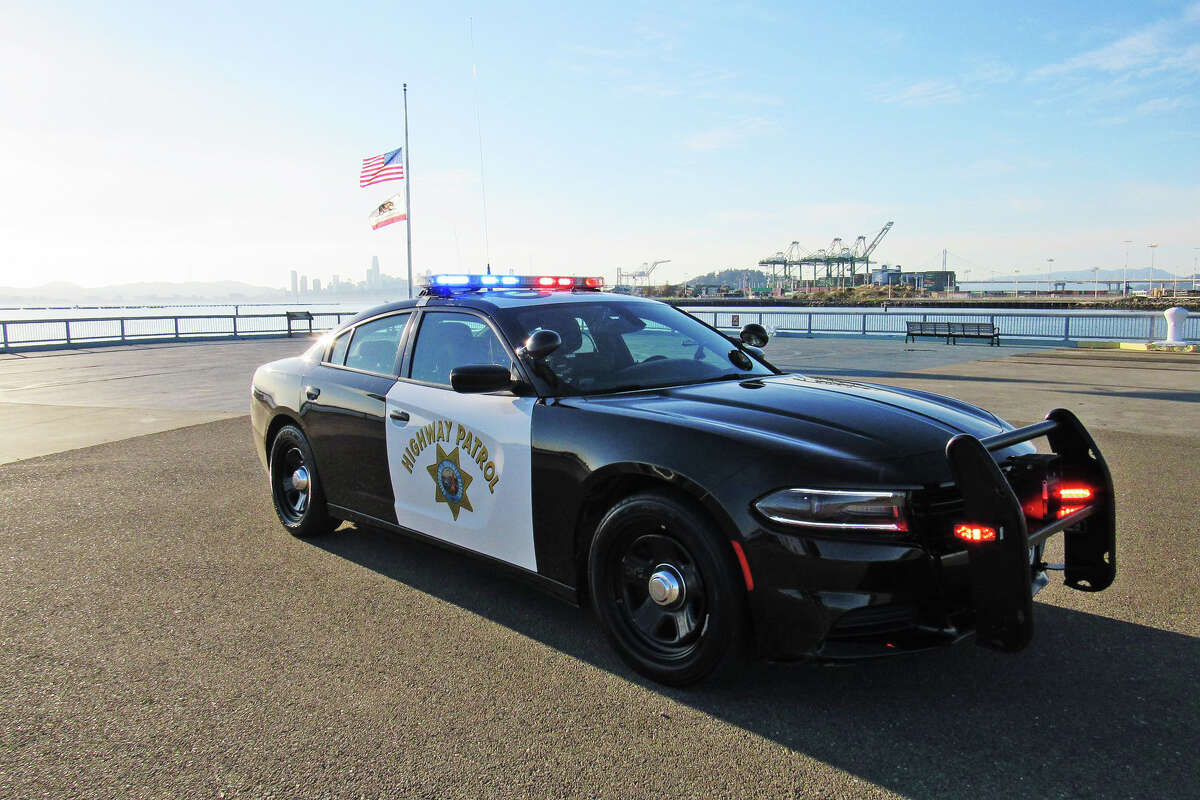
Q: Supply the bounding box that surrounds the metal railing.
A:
[681,308,1199,344]
[3,307,1195,352]
[0,311,360,352]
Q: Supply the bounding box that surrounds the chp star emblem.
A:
[427,443,473,520]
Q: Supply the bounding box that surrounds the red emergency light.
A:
[953,523,998,543]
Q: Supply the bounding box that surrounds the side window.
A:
[344,313,410,374]
[326,330,351,365]
[409,312,512,386]
[574,316,596,353]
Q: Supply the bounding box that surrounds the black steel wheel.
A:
[268,424,337,538]
[588,491,748,686]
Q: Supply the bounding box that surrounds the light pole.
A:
[1121,240,1133,296]
[1046,258,1054,295]
[1091,266,1100,297]
[1013,268,1020,296]
[1148,243,1158,293]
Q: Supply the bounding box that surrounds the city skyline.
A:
[1,1,1198,289]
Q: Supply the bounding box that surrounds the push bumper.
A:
[945,407,1116,651]
[745,408,1116,661]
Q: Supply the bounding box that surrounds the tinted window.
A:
[409,312,513,386]
[327,330,351,365]
[503,301,772,395]
[344,313,409,374]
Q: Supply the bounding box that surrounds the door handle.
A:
[389,409,410,422]
[305,386,321,400]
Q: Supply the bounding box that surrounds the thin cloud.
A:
[877,61,1014,107]
[1135,96,1184,114]
[1033,29,1166,77]
[683,117,773,152]
[1032,4,1200,79]
[880,80,963,106]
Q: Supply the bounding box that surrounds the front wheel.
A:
[268,424,337,538]
[587,491,748,686]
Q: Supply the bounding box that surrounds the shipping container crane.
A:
[759,221,894,289]
[616,259,671,294]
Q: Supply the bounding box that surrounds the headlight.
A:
[754,488,909,532]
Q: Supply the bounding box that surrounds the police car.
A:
[250,274,1116,686]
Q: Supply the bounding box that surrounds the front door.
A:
[384,310,537,571]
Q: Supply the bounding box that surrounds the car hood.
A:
[580,374,1011,467]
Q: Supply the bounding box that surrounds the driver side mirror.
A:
[517,329,562,360]
[450,364,513,393]
[740,323,769,348]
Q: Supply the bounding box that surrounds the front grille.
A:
[910,484,966,554]
[827,604,918,638]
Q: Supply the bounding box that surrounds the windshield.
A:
[501,300,774,395]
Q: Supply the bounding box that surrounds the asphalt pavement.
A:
[1,338,1197,799]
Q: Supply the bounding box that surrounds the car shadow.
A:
[311,522,1198,800]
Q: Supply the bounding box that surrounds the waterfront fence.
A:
[682,308,1199,344]
[3,307,1197,352]
[0,311,358,352]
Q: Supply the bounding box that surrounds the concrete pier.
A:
[1,336,1197,799]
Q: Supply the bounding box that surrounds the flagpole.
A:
[403,83,413,298]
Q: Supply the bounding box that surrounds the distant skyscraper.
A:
[300,275,308,293]
[313,278,322,292]
[290,270,298,295]
[368,255,381,289]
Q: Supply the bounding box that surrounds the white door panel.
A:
[385,381,537,571]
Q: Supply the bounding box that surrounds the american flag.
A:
[360,147,405,187]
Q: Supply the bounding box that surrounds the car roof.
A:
[346,290,660,325]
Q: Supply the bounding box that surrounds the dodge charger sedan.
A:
[250,274,1116,685]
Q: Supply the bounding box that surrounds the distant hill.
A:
[684,268,770,288]
[0,280,288,305]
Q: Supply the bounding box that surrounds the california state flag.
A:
[368,194,407,230]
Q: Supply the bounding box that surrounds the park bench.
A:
[906,321,1000,346]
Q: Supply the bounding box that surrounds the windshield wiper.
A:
[697,372,762,383]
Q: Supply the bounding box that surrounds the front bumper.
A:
[743,408,1116,661]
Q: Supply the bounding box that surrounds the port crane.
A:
[759,221,893,291]
[616,259,671,293]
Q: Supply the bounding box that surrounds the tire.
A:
[587,491,748,686]
[268,424,338,538]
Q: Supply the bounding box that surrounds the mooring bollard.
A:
[1155,306,1188,346]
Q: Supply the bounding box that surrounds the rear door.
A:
[302,312,411,522]
[384,309,537,571]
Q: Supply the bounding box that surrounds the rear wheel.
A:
[269,425,337,538]
[587,491,747,686]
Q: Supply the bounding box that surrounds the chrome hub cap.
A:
[291,467,310,492]
[647,565,684,606]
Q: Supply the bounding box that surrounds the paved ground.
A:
[1,337,1198,799]
[0,339,309,463]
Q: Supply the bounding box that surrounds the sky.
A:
[1,0,1198,290]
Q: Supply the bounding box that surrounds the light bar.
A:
[427,274,604,291]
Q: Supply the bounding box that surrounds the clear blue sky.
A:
[1,0,1197,288]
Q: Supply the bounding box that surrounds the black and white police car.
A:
[250,274,1116,685]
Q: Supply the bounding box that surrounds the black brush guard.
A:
[945,408,1116,652]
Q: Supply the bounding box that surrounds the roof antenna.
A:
[470,17,491,271]
[486,263,492,275]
